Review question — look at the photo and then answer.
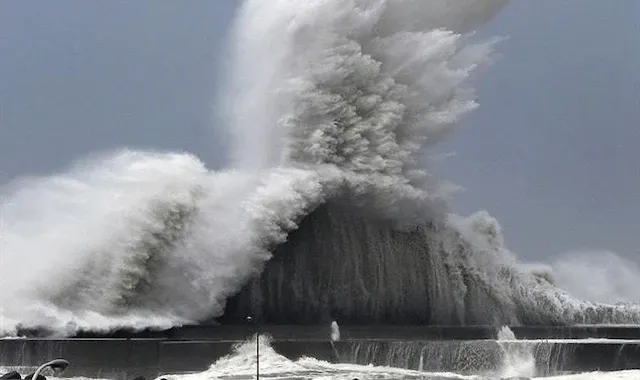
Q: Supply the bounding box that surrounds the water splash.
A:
[159,337,476,380]
[0,151,332,335]
[0,0,509,335]
[1,0,639,335]
[496,326,536,378]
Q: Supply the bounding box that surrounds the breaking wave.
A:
[1,0,639,336]
[159,335,472,380]
[157,336,640,380]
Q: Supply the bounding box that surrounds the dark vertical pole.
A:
[246,316,259,380]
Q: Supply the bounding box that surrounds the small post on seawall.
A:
[330,320,340,342]
[330,320,340,361]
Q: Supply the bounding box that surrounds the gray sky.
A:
[1,1,638,262]
[436,0,640,261]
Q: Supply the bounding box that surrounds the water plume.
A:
[1,0,639,335]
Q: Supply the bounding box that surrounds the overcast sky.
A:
[1,1,638,262]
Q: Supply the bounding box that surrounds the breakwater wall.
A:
[49,324,640,341]
[3,326,640,380]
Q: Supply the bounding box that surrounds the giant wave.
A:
[1,0,639,336]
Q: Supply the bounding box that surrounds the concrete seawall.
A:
[3,326,640,379]
[0,339,338,379]
[58,324,640,341]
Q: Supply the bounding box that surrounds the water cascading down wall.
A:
[221,200,521,326]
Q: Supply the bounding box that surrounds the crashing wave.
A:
[220,203,640,325]
[0,0,639,336]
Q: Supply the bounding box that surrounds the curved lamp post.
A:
[30,359,70,380]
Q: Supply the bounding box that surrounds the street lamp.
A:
[29,359,70,380]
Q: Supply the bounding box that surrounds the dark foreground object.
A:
[0,371,21,379]
[1,358,70,380]
[3,326,640,380]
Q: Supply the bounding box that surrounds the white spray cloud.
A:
[0,151,332,335]
[222,0,506,222]
[8,0,635,334]
[550,250,640,305]
[0,0,508,334]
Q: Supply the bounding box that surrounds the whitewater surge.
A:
[0,151,333,334]
[154,337,640,380]
[159,336,478,380]
[1,0,639,335]
[3,337,640,380]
